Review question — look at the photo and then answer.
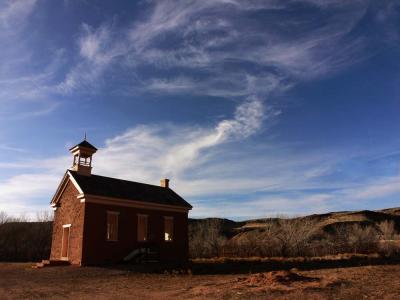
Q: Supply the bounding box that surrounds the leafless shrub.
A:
[377,221,400,257]
[257,223,284,257]
[379,240,400,257]
[273,217,317,257]
[378,221,399,240]
[7,214,28,223]
[0,211,8,225]
[219,217,318,258]
[228,229,268,257]
[35,210,54,222]
[189,219,227,258]
[349,224,379,253]
[323,224,379,255]
[190,218,389,259]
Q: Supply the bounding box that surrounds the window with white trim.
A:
[164,217,174,241]
[137,214,148,242]
[106,211,119,241]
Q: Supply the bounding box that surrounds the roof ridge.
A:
[67,170,192,209]
[70,170,165,189]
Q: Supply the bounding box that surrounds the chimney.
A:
[160,178,170,188]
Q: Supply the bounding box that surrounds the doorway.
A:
[61,224,71,260]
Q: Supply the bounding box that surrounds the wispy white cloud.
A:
[0,144,27,153]
[0,0,63,119]
[95,97,268,179]
[349,176,400,200]
[0,100,264,212]
[1,0,398,119]
[1,0,395,119]
[0,51,64,119]
[0,100,280,216]
[192,193,335,219]
[2,110,400,218]
[57,22,128,94]
[1,0,400,219]
[162,98,265,176]
[143,73,288,98]
[0,173,61,215]
[0,0,37,32]
[58,0,374,98]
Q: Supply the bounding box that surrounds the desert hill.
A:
[189,208,400,239]
[188,208,400,258]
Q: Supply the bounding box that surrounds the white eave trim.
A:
[50,170,84,206]
[67,170,84,194]
[50,172,69,206]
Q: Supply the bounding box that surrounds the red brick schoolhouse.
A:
[49,139,192,266]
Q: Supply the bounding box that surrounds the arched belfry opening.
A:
[69,139,97,176]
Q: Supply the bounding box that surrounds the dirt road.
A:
[1,263,400,299]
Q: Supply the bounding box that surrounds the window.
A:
[164,217,174,241]
[137,214,148,242]
[106,211,119,241]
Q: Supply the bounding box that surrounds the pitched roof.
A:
[69,140,98,151]
[68,170,192,209]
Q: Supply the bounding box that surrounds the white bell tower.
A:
[69,137,97,176]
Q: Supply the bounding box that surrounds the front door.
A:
[61,225,71,260]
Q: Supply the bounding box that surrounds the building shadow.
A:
[99,255,400,275]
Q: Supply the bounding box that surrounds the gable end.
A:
[50,171,84,207]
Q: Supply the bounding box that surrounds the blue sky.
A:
[0,0,400,219]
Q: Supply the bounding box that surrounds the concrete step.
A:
[47,260,70,266]
[33,260,70,269]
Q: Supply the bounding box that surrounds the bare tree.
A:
[189,219,227,258]
[193,217,396,259]
[0,211,8,225]
[377,221,400,257]
[35,210,54,222]
[272,217,317,257]
[326,224,379,254]
[378,221,398,240]
[223,217,318,258]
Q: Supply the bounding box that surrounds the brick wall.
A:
[82,202,189,265]
[50,181,85,265]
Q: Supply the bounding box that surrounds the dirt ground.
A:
[1,263,400,299]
